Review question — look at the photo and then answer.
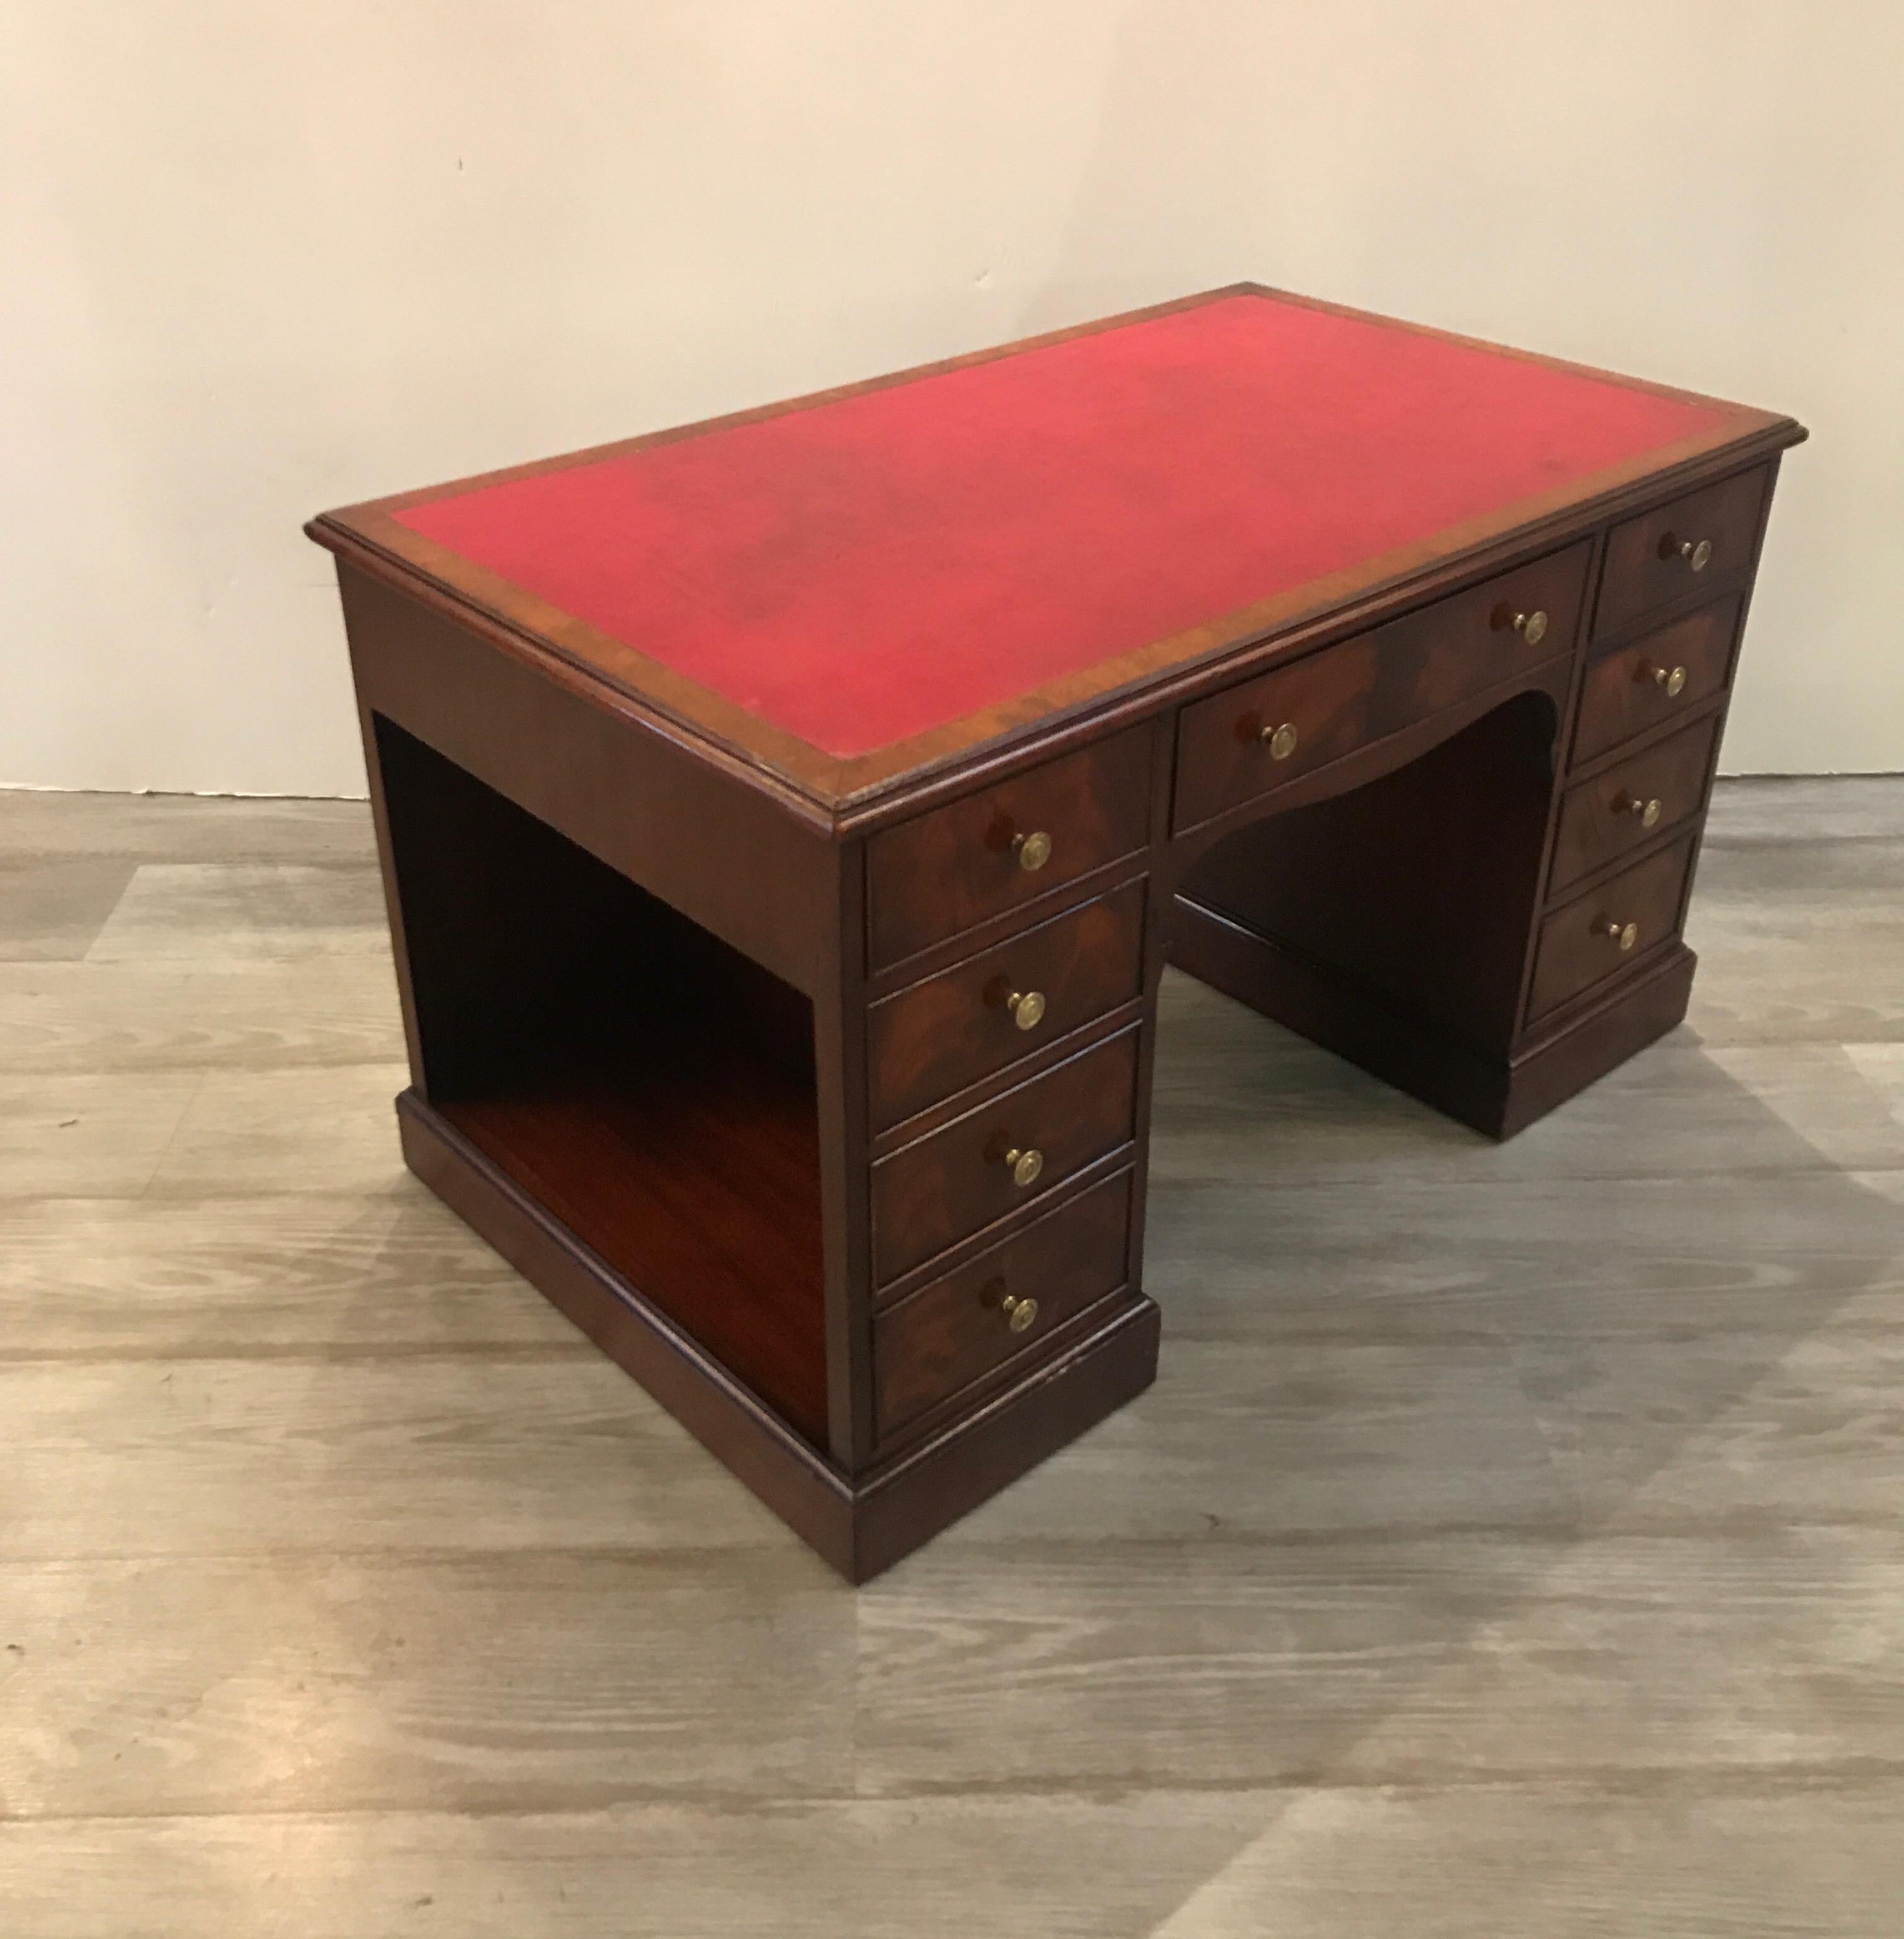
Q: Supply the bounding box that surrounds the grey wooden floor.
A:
[2,780,1901,1936]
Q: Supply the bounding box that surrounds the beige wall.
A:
[4,1,1898,794]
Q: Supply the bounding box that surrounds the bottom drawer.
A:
[1527,835,1696,1023]
[875,1169,1133,1440]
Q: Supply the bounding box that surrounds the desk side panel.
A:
[335,562,836,997]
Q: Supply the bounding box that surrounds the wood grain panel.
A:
[1595,463,1769,636]
[1550,716,1718,893]
[865,726,1152,968]
[868,881,1145,1129]
[1526,838,1697,1023]
[875,1168,1133,1438]
[871,1028,1140,1284]
[1173,543,1587,831]
[1573,597,1742,764]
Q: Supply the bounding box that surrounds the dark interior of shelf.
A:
[373,716,829,1448]
[1177,690,1558,1053]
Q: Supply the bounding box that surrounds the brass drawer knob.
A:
[1614,792,1663,828]
[985,975,1048,1031]
[1261,720,1299,761]
[1001,1145,1044,1188]
[1011,828,1052,873]
[1595,917,1640,953]
[1662,533,1714,572]
[999,1291,1040,1334]
[1638,661,1688,698]
[981,1277,1041,1333]
[1493,602,1549,647]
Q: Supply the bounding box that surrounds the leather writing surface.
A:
[397,293,1723,757]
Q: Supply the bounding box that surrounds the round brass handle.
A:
[1596,917,1640,953]
[1614,792,1663,828]
[1493,604,1549,647]
[1001,1145,1044,1188]
[1662,533,1714,572]
[1638,661,1688,698]
[1004,988,1046,1032]
[1261,720,1299,761]
[999,1291,1040,1334]
[1011,829,1052,873]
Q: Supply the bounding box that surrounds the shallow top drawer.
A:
[866,725,1152,970]
[1173,543,1588,832]
[1595,466,1767,638]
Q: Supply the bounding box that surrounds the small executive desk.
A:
[309,286,1804,1581]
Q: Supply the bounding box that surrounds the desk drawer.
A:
[871,1026,1139,1285]
[1173,543,1587,831]
[1549,716,1716,894]
[866,725,1152,969]
[1527,835,1696,1023]
[1573,595,1740,765]
[868,880,1145,1131]
[875,1169,1133,1440]
[1595,465,1767,638]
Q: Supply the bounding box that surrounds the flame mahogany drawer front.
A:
[874,1168,1134,1441]
[1527,835,1697,1023]
[865,725,1153,970]
[1173,542,1589,832]
[1594,465,1768,638]
[1573,595,1741,766]
[1549,716,1718,894]
[867,881,1146,1131]
[871,1025,1140,1285]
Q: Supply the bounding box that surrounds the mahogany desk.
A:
[308,286,1805,1581]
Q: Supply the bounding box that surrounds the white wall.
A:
[4,0,1898,795]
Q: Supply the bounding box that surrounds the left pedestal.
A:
[332,560,1157,1581]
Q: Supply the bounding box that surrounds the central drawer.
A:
[870,1025,1140,1285]
[1173,541,1589,832]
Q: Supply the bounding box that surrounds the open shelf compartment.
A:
[373,716,829,1448]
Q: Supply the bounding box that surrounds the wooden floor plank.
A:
[0,858,138,963]
[0,960,403,1075]
[0,1551,853,1821]
[0,792,372,865]
[0,1071,207,1201]
[11,1782,1896,1939]
[0,1194,550,1357]
[0,1354,788,1562]
[84,863,387,964]
[853,1526,1904,1794]
[142,1063,415,1199]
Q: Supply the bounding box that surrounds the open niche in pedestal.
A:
[371,716,829,1448]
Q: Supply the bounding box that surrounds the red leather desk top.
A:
[341,289,1772,786]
